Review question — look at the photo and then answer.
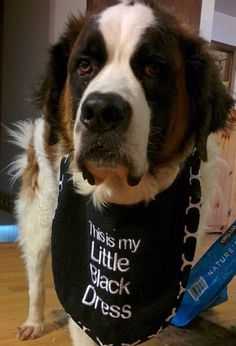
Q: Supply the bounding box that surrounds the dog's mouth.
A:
[76,143,142,187]
[84,144,117,164]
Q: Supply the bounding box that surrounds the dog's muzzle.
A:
[75,92,142,186]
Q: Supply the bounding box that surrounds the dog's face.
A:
[69,2,191,186]
[39,1,234,189]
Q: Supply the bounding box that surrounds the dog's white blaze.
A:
[75,3,155,177]
[98,2,155,61]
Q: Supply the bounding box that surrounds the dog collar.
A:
[52,150,202,346]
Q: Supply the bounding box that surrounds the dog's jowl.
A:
[12,0,234,345]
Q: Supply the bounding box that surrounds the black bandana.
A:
[51,150,202,346]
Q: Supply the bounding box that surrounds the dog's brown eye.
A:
[78,59,93,75]
[144,63,160,77]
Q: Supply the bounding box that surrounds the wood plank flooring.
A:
[0,243,70,346]
[0,236,235,346]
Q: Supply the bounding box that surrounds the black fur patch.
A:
[68,21,108,117]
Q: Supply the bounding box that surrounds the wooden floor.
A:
[0,236,235,346]
[0,243,70,346]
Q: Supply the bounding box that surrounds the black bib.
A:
[51,150,202,346]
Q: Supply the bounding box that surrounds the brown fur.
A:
[21,129,39,197]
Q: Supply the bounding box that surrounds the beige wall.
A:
[0,0,50,223]
[49,0,86,42]
[0,0,87,223]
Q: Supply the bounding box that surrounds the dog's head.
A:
[38,0,234,190]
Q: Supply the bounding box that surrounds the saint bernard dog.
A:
[11,0,234,345]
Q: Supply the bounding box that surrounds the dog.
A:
[10,0,234,345]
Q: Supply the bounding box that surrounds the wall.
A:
[0,0,86,224]
[212,11,236,46]
[49,0,86,42]
[215,0,236,17]
[0,0,50,223]
[212,11,236,98]
[1,0,50,134]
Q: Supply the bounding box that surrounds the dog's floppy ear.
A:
[182,32,235,161]
[35,16,86,145]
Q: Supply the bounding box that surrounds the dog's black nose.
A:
[80,92,131,132]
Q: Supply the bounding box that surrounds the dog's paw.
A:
[17,322,44,340]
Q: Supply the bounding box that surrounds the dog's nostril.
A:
[81,103,95,128]
[80,92,131,132]
[102,106,123,125]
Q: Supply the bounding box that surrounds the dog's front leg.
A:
[16,182,56,340]
[14,127,59,339]
[17,239,49,340]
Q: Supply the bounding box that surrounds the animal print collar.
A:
[52,150,202,346]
